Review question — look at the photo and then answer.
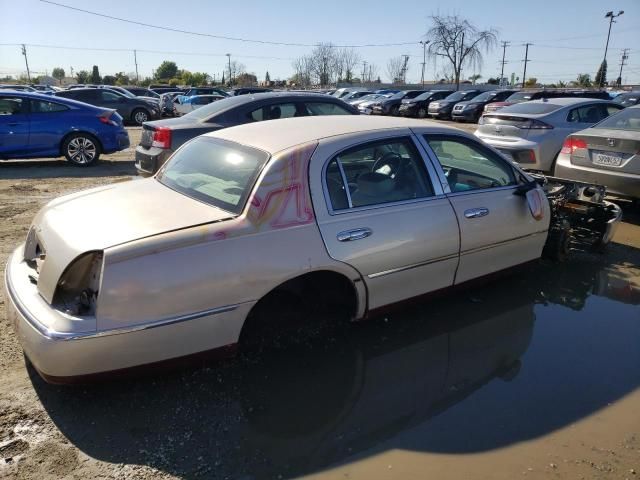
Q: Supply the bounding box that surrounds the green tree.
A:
[180,70,194,86]
[52,67,65,85]
[469,73,482,84]
[576,73,592,88]
[156,61,178,80]
[114,72,130,86]
[102,75,116,85]
[487,77,499,85]
[190,72,210,86]
[265,71,271,84]
[90,65,101,84]
[524,77,538,87]
[168,78,180,87]
[76,70,90,83]
[595,59,607,87]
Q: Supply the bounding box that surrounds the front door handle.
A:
[464,207,489,219]
[337,228,372,242]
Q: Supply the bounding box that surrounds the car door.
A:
[0,96,30,156]
[417,132,550,284]
[27,98,71,155]
[310,131,460,309]
[97,90,129,118]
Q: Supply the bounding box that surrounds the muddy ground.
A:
[0,124,638,480]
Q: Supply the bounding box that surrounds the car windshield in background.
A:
[443,91,467,101]
[506,92,533,102]
[157,136,269,214]
[390,91,409,99]
[594,107,640,131]
[470,91,496,102]
[497,102,562,115]
[414,91,434,100]
[613,93,639,107]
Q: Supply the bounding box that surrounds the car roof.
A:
[211,115,451,154]
[522,97,610,106]
[0,90,105,109]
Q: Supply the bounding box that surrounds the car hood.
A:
[31,178,233,303]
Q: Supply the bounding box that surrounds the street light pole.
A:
[226,53,232,87]
[419,40,430,88]
[601,10,624,87]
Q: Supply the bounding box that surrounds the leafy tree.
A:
[52,67,65,85]
[469,73,482,84]
[557,80,567,88]
[114,72,130,86]
[487,77,499,85]
[265,71,271,84]
[595,59,607,87]
[180,70,194,86]
[169,78,180,87]
[524,77,538,87]
[90,65,101,84]
[426,14,497,90]
[76,70,90,84]
[236,73,257,86]
[156,61,178,80]
[190,72,210,86]
[576,73,592,88]
[102,75,116,85]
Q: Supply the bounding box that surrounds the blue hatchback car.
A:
[0,91,129,166]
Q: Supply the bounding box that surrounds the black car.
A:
[229,87,272,96]
[371,90,425,116]
[398,90,454,118]
[55,88,161,125]
[484,89,612,113]
[613,91,640,108]
[428,90,482,119]
[135,92,358,176]
[451,89,517,122]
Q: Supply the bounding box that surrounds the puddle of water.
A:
[33,249,640,479]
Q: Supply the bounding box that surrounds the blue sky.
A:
[1,0,638,85]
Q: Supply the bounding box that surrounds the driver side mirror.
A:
[513,180,538,197]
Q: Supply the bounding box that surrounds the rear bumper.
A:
[101,130,130,154]
[554,153,640,199]
[135,146,172,176]
[5,246,252,382]
[476,135,549,171]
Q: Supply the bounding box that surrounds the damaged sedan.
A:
[4,116,622,382]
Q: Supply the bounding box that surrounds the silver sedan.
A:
[475,98,624,172]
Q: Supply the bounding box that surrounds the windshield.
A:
[469,91,496,102]
[443,91,466,101]
[183,97,235,121]
[497,102,562,114]
[613,93,639,107]
[158,136,270,214]
[594,107,640,131]
[115,88,136,98]
[413,91,434,101]
[390,91,409,100]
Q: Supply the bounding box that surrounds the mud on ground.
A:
[0,125,638,480]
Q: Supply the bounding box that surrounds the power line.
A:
[39,0,419,48]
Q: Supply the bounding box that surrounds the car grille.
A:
[453,105,464,112]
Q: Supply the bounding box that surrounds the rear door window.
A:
[0,97,25,115]
[304,102,352,116]
[567,104,606,123]
[30,100,69,113]
[249,102,299,121]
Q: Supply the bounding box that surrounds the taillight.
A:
[152,127,172,149]
[560,137,587,155]
[98,112,118,126]
[524,119,553,129]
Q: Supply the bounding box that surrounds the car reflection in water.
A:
[31,253,640,479]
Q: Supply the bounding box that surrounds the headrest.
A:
[357,172,395,197]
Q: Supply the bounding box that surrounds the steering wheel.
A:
[372,152,404,178]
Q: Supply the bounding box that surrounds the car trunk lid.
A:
[567,128,640,175]
[477,114,538,141]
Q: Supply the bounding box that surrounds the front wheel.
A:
[62,133,100,166]
[417,107,427,118]
[132,108,150,125]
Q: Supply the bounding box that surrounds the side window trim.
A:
[322,134,443,215]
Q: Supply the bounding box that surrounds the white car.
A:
[174,94,225,116]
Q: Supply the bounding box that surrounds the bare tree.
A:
[367,63,379,83]
[338,48,361,83]
[309,43,336,86]
[229,61,246,84]
[386,56,405,84]
[291,56,313,87]
[426,14,497,90]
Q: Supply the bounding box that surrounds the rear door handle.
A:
[337,228,372,242]
[464,208,489,219]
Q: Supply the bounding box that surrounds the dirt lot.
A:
[0,124,639,480]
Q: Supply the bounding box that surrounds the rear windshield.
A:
[594,107,640,131]
[157,136,270,214]
[497,102,562,115]
[183,97,235,120]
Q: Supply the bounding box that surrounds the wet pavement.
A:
[25,244,639,479]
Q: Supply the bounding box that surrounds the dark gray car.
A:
[135,92,358,176]
[56,88,161,125]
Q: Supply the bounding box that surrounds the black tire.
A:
[390,105,399,116]
[62,133,101,166]
[131,108,150,125]
[417,107,427,118]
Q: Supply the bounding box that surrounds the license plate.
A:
[592,151,622,167]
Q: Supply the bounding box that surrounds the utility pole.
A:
[602,10,624,87]
[133,50,139,85]
[226,53,232,87]
[400,55,409,84]
[419,40,430,88]
[500,41,510,86]
[368,65,372,83]
[617,48,629,86]
[522,43,532,88]
[456,32,465,90]
[21,44,31,82]
[362,61,367,84]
